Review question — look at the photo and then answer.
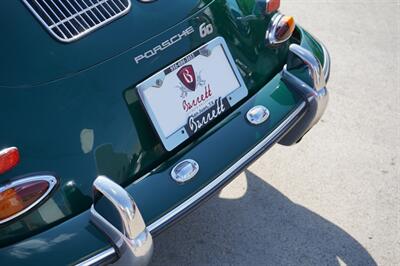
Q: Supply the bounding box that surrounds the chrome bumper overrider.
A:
[86,176,153,266]
[78,42,330,266]
[78,104,306,266]
[279,43,330,145]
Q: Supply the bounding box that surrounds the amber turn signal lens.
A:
[275,16,295,42]
[0,181,49,222]
[266,0,280,14]
[0,147,20,175]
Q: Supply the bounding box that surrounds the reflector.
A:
[266,0,280,14]
[0,147,20,175]
[0,175,57,224]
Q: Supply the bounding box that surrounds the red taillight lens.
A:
[275,15,295,41]
[266,14,296,46]
[266,0,280,14]
[0,147,20,175]
[0,181,49,221]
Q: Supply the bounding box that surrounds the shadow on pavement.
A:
[150,170,376,266]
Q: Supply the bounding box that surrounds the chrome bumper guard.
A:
[78,42,330,266]
[279,43,330,145]
[80,176,153,266]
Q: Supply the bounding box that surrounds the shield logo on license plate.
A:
[177,65,196,91]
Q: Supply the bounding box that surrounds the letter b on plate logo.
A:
[177,65,196,91]
[199,23,213,38]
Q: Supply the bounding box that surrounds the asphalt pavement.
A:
[151,1,400,265]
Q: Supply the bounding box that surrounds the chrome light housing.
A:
[266,13,296,46]
[0,175,57,224]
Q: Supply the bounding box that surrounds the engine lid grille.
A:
[23,0,131,42]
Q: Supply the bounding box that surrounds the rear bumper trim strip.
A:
[78,35,332,266]
[78,101,306,266]
[147,101,306,232]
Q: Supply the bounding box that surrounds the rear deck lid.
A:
[0,0,214,87]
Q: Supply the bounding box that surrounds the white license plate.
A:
[137,37,248,151]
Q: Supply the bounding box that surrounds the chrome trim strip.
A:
[266,13,283,45]
[77,248,115,266]
[320,41,331,83]
[147,101,306,232]
[0,175,57,224]
[303,33,331,83]
[79,101,306,265]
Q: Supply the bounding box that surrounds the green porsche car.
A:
[0,0,330,265]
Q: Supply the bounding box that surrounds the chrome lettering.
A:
[134,26,195,64]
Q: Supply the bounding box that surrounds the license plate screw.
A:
[155,79,163,87]
[200,48,211,57]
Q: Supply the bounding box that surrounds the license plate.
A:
[137,37,248,151]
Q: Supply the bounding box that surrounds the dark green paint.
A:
[0,0,327,264]
[0,0,215,87]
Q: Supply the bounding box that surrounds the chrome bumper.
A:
[80,176,153,266]
[78,42,331,266]
[279,42,331,145]
[77,105,306,266]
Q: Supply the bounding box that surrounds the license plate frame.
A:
[137,37,248,151]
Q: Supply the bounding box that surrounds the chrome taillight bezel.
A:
[265,13,295,46]
[0,175,58,224]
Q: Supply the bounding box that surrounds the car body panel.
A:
[0,0,215,87]
[0,211,111,265]
[0,26,328,265]
[0,0,330,264]
[0,67,304,266]
[0,0,293,246]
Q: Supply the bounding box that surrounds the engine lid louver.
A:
[23,0,131,42]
